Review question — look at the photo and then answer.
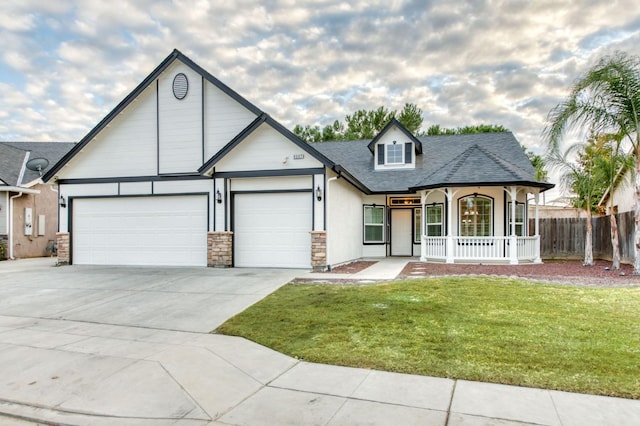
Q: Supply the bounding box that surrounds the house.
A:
[43,49,553,269]
[0,142,75,259]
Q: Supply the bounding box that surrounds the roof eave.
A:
[409,180,555,192]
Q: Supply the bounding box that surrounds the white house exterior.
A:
[44,50,553,269]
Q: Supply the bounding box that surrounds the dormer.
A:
[368,118,423,171]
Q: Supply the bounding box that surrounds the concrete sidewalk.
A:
[0,258,639,425]
[305,257,414,281]
[1,316,638,426]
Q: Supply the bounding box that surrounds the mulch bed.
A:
[300,259,640,287]
[323,261,377,274]
[398,259,640,287]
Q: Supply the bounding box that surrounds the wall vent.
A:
[172,73,189,100]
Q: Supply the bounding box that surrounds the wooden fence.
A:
[530,211,636,263]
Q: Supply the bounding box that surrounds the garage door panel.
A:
[234,192,311,268]
[73,196,207,267]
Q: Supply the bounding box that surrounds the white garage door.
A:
[72,195,207,266]
[234,192,312,268]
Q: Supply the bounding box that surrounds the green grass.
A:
[216,277,640,398]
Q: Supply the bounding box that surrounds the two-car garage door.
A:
[72,195,207,267]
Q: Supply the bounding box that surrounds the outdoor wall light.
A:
[216,189,222,204]
[59,195,67,208]
[316,185,323,201]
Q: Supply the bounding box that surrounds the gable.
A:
[214,122,323,172]
[60,85,158,179]
[45,50,261,182]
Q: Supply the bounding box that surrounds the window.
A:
[414,208,422,242]
[459,195,492,236]
[507,202,526,236]
[386,143,403,164]
[364,205,385,243]
[425,204,444,237]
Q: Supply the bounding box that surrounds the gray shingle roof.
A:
[311,132,552,193]
[0,142,75,186]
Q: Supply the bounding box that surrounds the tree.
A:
[547,143,602,266]
[545,52,640,274]
[582,133,634,270]
[294,104,424,143]
[525,149,548,182]
[425,123,509,135]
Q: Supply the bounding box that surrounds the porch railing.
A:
[422,235,539,263]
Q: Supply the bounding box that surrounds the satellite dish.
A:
[26,158,50,176]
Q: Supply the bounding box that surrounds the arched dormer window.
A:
[459,195,493,236]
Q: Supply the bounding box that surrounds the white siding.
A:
[230,176,311,191]
[214,178,226,231]
[158,62,203,174]
[204,81,257,160]
[313,174,324,231]
[59,86,157,179]
[215,123,322,172]
[327,171,365,265]
[0,192,7,234]
[119,181,152,195]
[152,179,212,194]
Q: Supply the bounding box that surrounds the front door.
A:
[391,209,413,256]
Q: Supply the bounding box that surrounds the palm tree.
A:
[589,134,634,270]
[547,144,601,266]
[545,52,640,274]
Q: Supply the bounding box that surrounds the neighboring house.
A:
[598,167,634,215]
[43,49,553,269]
[0,142,75,259]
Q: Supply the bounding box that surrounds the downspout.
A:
[325,173,340,271]
[9,192,23,260]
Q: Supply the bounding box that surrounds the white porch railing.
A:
[422,235,539,263]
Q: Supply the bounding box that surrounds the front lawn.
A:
[216,277,640,398]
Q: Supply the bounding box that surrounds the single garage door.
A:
[234,192,312,268]
[72,195,207,266]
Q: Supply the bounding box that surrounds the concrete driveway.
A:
[0,258,297,332]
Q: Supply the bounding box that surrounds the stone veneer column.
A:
[56,232,70,265]
[208,231,233,267]
[310,231,327,271]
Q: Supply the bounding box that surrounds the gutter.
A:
[8,192,23,260]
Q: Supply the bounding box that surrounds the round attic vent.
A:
[172,73,188,100]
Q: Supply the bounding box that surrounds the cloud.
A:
[0,0,638,170]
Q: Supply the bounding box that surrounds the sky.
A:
[1,0,639,167]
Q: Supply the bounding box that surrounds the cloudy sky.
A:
[1,0,639,160]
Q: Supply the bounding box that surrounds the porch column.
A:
[534,191,542,263]
[509,186,518,265]
[420,191,427,261]
[446,188,454,264]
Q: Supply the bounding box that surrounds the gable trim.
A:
[198,113,336,174]
[43,49,264,182]
[366,118,423,154]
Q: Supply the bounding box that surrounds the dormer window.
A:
[368,119,422,171]
[386,142,403,164]
[377,141,413,168]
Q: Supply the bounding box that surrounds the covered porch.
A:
[417,185,545,265]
